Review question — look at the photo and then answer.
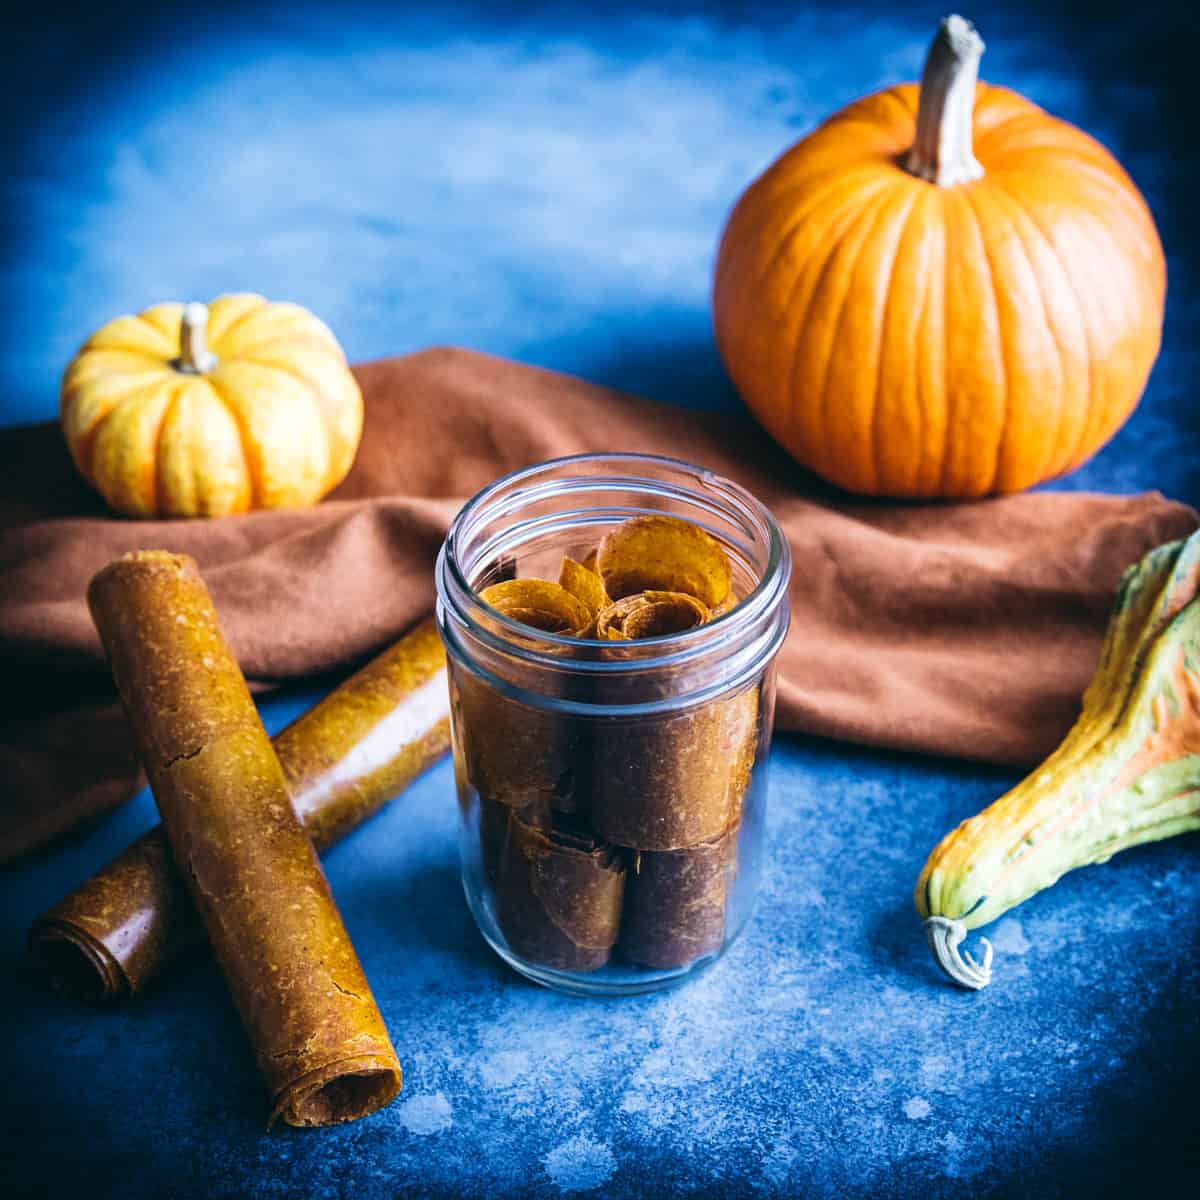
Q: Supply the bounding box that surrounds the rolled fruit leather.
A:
[594,590,709,640]
[493,805,626,972]
[589,684,760,849]
[469,560,615,894]
[87,551,401,1127]
[470,565,628,968]
[587,515,761,850]
[453,579,590,813]
[594,680,759,969]
[619,819,740,969]
[30,619,450,1003]
[558,556,611,631]
[589,518,760,967]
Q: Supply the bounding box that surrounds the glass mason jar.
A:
[435,454,791,995]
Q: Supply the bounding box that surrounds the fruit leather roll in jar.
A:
[589,518,761,850]
[451,580,592,813]
[589,684,760,849]
[594,676,760,970]
[493,806,625,972]
[30,620,450,1003]
[618,821,741,969]
[588,519,762,970]
[88,551,400,1126]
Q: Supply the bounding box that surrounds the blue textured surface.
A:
[2,2,1199,1196]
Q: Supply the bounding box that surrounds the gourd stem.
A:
[923,916,993,990]
[904,15,985,187]
[176,302,217,374]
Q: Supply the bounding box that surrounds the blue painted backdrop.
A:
[2,2,1198,1196]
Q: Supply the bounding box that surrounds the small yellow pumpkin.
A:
[61,294,363,517]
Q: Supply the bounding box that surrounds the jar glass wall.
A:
[435,454,791,996]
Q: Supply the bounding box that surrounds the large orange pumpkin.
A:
[61,294,363,518]
[713,16,1166,498]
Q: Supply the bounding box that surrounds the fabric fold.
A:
[1,346,1194,860]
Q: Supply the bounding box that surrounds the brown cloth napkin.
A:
[1,347,1195,862]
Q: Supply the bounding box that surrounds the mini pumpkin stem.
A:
[176,302,218,374]
[905,15,985,187]
[923,916,993,990]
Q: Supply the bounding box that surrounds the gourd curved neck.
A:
[904,15,985,188]
[175,302,218,374]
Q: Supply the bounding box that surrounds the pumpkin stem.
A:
[175,302,218,374]
[905,15,985,187]
[923,916,993,989]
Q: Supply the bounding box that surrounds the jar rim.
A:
[436,452,791,679]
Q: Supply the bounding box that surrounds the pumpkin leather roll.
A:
[618,822,740,969]
[454,668,581,811]
[586,518,760,850]
[279,618,448,845]
[87,551,401,1127]
[452,580,590,813]
[594,590,709,640]
[30,619,450,1003]
[589,684,760,850]
[494,807,625,972]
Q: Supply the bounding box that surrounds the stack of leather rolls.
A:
[30,552,453,1127]
[454,516,762,973]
